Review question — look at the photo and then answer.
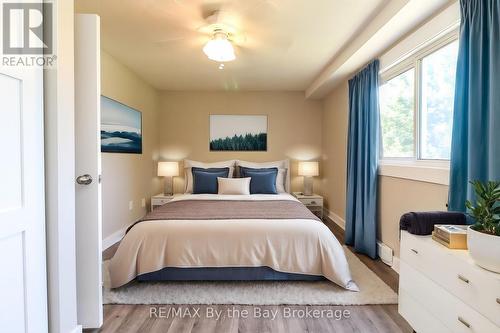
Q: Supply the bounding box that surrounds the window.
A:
[379,37,459,161]
[420,41,459,159]
[380,69,415,158]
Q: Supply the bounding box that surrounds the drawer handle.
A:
[457,316,471,328]
[496,298,500,305]
[410,248,418,255]
[310,201,316,204]
[458,274,470,284]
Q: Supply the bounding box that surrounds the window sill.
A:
[378,160,450,185]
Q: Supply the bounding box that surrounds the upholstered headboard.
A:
[182,159,292,193]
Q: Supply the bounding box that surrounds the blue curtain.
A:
[448,0,500,211]
[346,60,380,259]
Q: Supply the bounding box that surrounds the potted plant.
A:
[465,180,500,273]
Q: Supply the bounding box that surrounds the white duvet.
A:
[109,193,359,291]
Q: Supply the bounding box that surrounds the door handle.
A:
[76,174,93,185]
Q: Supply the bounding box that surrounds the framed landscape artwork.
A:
[101,96,142,154]
[209,115,267,151]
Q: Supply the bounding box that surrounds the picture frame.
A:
[209,115,268,151]
[100,96,143,154]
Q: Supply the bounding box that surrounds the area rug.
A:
[102,248,397,305]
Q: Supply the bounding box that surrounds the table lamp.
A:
[298,161,319,196]
[158,161,179,195]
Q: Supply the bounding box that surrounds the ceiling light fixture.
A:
[203,30,236,62]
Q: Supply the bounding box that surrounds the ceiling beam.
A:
[305,0,455,99]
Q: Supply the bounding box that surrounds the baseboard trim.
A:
[325,209,346,230]
[102,221,135,250]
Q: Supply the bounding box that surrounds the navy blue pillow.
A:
[192,167,230,194]
[239,167,278,194]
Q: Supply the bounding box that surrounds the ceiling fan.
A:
[153,1,291,64]
[200,11,240,63]
[203,28,236,62]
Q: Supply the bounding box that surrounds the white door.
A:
[0,12,48,333]
[75,14,103,329]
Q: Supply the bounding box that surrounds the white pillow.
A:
[218,177,250,195]
[184,159,236,193]
[275,168,287,193]
[236,160,288,193]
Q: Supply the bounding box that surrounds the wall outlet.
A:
[141,198,146,208]
[129,200,133,211]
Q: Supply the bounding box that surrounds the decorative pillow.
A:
[192,167,230,194]
[239,167,278,194]
[184,160,235,193]
[236,160,288,193]
[217,177,251,195]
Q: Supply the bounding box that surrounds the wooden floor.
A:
[88,219,412,333]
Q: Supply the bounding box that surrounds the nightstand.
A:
[151,193,175,211]
[293,192,324,220]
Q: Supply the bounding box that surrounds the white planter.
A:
[467,226,500,273]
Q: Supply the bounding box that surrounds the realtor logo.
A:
[2,2,53,55]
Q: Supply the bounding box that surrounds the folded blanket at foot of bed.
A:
[399,211,467,235]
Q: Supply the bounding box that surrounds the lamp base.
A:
[303,176,313,196]
[164,177,173,196]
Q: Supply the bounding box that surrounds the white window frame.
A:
[378,29,459,185]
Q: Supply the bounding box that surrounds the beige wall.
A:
[101,51,162,239]
[321,82,449,257]
[158,91,323,194]
[321,82,349,219]
[378,177,448,256]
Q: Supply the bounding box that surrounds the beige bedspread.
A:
[109,194,359,291]
[127,199,320,234]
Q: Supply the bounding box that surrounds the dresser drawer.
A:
[300,198,323,206]
[399,289,451,333]
[401,231,500,327]
[400,261,499,333]
[436,255,500,328]
[400,231,431,272]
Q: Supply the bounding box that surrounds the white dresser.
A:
[399,231,500,333]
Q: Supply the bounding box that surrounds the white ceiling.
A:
[306,0,454,98]
[76,0,387,91]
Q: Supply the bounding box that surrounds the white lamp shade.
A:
[158,161,179,177]
[298,161,319,177]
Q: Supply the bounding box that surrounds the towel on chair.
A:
[399,211,467,235]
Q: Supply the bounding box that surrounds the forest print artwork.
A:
[210,115,267,151]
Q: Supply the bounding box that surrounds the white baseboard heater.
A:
[377,241,393,266]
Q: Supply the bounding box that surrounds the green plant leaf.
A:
[466,180,500,236]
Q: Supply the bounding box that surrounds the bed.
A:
[108,192,359,291]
